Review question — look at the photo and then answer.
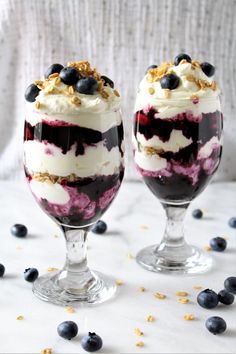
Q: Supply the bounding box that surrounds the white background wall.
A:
[0,0,235,180]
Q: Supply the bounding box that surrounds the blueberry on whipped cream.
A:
[133,55,222,202]
[24,61,124,227]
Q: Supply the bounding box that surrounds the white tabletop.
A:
[0,180,236,354]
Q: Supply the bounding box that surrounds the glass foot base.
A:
[32,270,116,306]
[136,244,212,274]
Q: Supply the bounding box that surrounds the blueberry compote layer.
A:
[134,108,223,202]
[26,170,124,227]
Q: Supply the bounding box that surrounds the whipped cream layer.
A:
[135,150,167,172]
[30,180,70,205]
[24,140,123,177]
[135,62,221,119]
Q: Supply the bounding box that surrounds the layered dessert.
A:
[24,61,124,226]
[134,54,223,202]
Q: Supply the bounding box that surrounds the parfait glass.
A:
[133,97,223,274]
[24,108,124,305]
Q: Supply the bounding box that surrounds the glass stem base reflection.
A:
[32,270,116,305]
[32,226,116,305]
[136,203,212,274]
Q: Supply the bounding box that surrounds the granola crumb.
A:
[54,77,61,85]
[193,285,203,290]
[126,253,134,259]
[203,245,212,252]
[65,306,76,314]
[178,297,189,304]
[139,224,149,230]
[41,348,52,354]
[16,246,23,250]
[134,328,144,336]
[68,85,75,95]
[48,72,59,79]
[47,267,59,272]
[114,89,120,97]
[163,89,171,98]
[154,292,166,299]
[35,101,41,109]
[116,279,124,286]
[100,89,109,99]
[53,234,59,238]
[139,287,146,292]
[148,87,155,95]
[70,96,81,106]
[16,315,24,320]
[136,341,144,347]
[146,315,155,322]
[176,291,189,297]
[184,314,195,321]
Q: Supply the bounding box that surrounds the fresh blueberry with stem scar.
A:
[11,224,28,238]
[174,53,192,65]
[75,77,98,95]
[57,321,78,340]
[24,84,40,102]
[44,63,64,79]
[224,276,236,294]
[160,73,180,90]
[59,67,81,85]
[146,64,158,73]
[228,217,236,228]
[24,268,39,282]
[200,62,215,77]
[0,264,5,277]
[81,332,103,352]
[197,289,219,309]
[218,289,234,305]
[192,209,203,219]
[205,316,227,335]
[101,75,114,88]
[92,220,107,234]
[210,237,227,252]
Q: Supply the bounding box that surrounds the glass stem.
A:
[57,226,96,293]
[156,203,192,262]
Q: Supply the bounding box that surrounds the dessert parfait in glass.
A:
[133,53,223,274]
[24,61,124,304]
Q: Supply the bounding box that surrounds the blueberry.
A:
[200,62,215,77]
[0,264,5,277]
[174,53,192,66]
[44,63,64,79]
[160,73,180,90]
[146,64,158,73]
[91,220,107,234]
[205,316,227,335]
[224,276,236,294]
[59,67,81,85]
[81,332,103,352]
[11,224,28,238]
[192,209,203,219]
[228,217,236,228]
[101,75,114,88]
[210,237,227,252]
[75,77,98,95]
[24,268,39,282]
[57,321,78,340]
[218,289,234,305]
[24,84,40,102]
[197,289,219,309]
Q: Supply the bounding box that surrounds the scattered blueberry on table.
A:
[57,321,78,340]
[197,289,219,309]
[81,332,103,352]
[192,209,203,219]
[24,268,39,282]
[224,276,236,294]
[218,289,234,305]
[205,316,227,335]
[11,224,28,238]
[228,217,236,228]
[210,237,227,252]
[0,264,5,277]
[91,220,107,234]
